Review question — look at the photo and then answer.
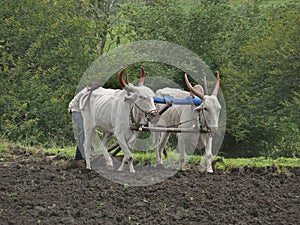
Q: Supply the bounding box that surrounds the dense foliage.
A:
[1,0,299,157]
[0,0,111,146]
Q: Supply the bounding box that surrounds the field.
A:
[0,144,299,225]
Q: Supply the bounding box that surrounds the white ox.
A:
[80,67,159,172]
[153,72,221,173]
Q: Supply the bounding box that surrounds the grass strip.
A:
[1,142,299,170]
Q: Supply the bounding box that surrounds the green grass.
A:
[214,157,300,171]
[133,150,181,166]
[46,146,74,160]
[183,0,293,7]
[0,141,75,160]
[132,151,300,169]
[1,141,299,170]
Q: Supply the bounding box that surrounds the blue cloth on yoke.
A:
[154,95,202,106]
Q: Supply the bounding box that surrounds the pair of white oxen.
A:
[80,67,221,173]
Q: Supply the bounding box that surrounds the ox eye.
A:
[204,107,208,111]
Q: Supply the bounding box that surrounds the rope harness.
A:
[162,106,217,135]
[129,102,159,127]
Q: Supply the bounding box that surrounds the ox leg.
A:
[205,135,213,173]
[100,133,113,168]
[153,131,162,165]
[155,132,170,165]
[127,132,139,150]
[83,126,96,170]
[177,134,186,170]
[118,145,135,173]
[117,135,135,173]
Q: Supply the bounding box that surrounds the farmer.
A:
[68,83,100,161]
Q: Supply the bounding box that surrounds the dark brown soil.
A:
[0,146,299,225]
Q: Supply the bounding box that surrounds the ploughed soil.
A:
[0,145,299,225]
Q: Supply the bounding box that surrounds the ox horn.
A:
[184,73,204,99]
[125,72,129,84]
[139,66,145,86]
[212,70,220,96]
[119,68,134,92]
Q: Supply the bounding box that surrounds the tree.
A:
[0,0,119,146]
[121,0,300,157]
[235,2,300,157]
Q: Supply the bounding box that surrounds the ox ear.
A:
[193,103,203,113]
[124,93,135,103]
[126,83,135,96]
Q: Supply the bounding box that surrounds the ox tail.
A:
[79,91,92,110]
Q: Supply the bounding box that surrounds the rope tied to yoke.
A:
[166,117,198,128]
[129,102,158,128]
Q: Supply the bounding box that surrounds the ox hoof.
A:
[106,160,113,168]
[129,170,136,173]
[106,165,114,171]
[198,165,207,173]
[117,167,125,172]
[207,169,213,173]
[178,163,186,171]
[155,164,165,169]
